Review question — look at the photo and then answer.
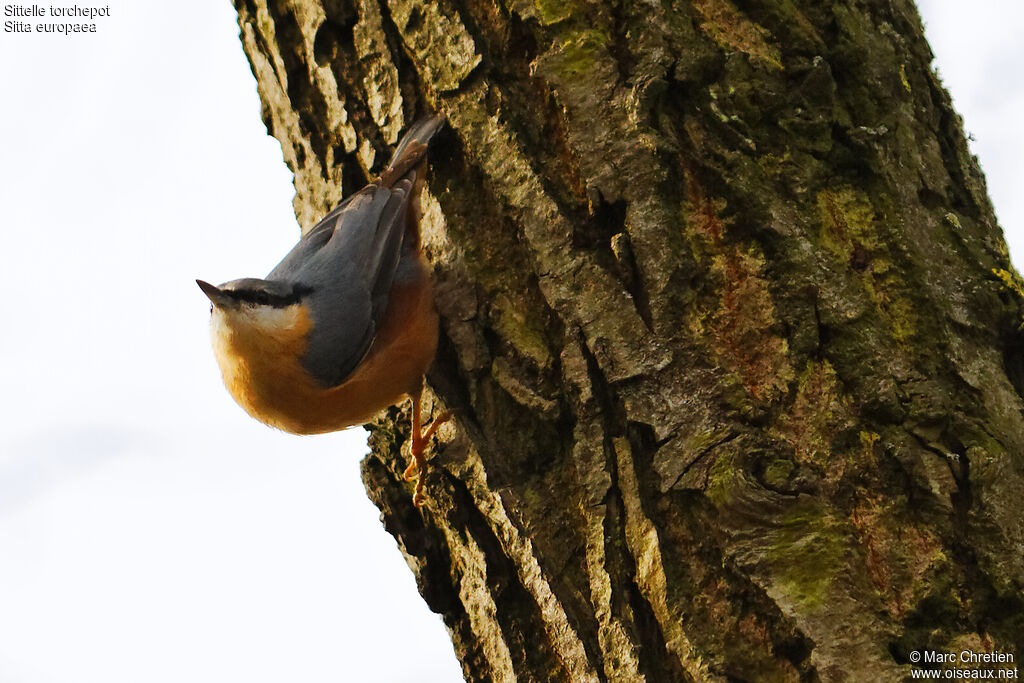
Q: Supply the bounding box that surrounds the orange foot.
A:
[402,389,452,506]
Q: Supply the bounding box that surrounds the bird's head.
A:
[197,278,313,342]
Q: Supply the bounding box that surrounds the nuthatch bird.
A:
[197,115,450,505]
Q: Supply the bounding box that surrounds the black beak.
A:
[196,279,231,307]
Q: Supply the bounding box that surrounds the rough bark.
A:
[232,0,1024,679]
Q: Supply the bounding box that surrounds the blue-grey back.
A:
[264,114,445,388]
[266,181,413,388]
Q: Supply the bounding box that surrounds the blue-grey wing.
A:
[263,114,444,388]
[269,181,414,388]
[266,184,374,281]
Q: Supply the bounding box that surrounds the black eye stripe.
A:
[227,287,312,307]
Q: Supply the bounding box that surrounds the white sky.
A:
[0,3,460,682]
[0,3,1020,682]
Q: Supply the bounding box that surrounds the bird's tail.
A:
[378,114,446,188]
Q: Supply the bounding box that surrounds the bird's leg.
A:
[402,387,452,505]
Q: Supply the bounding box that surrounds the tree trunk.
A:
[231,0,1024,679]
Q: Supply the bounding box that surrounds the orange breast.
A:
[212,263,439,435]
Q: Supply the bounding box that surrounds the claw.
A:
[404,390,452,506]
[403,461,419,481]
